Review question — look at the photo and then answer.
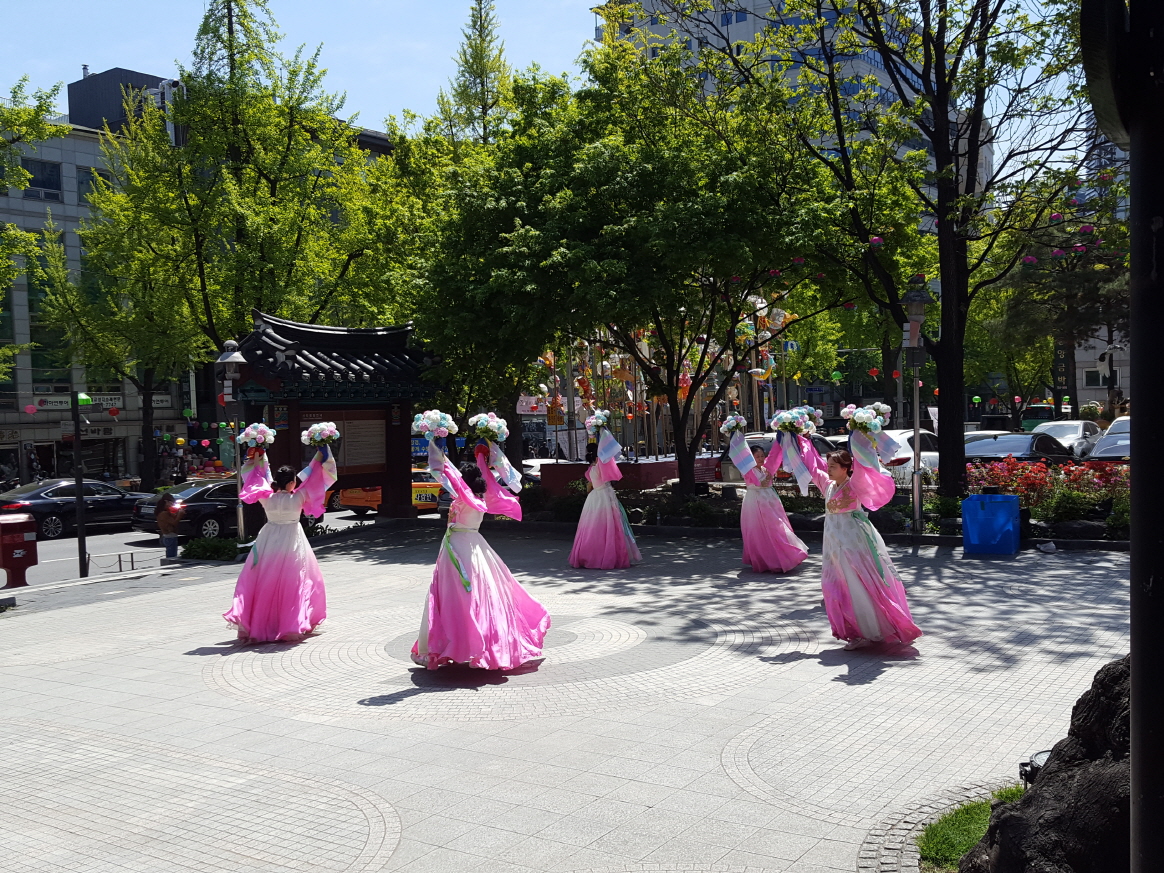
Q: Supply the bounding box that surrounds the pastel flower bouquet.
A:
[411,409,459,443]
[719,414,749,437]
[301,421,341,447]
[769,406,823,436]
[584,409,611,437]
[237,423,276,448]
[468,412,509,444]
[840,402,892,435]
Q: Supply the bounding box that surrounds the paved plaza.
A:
[0,528,1129,873]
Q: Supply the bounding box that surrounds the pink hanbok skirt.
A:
[222,521,326,643]
[821,510,921,645]
[413,527,550,670]
[740,486,808,573]
[569,485,641,569]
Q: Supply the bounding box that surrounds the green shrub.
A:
[681,499,720,526]
[520,484,549,513]
[1107,494,1130,539]
[1032,489,1097,523]
[917,785,1024,868]
[780,494,826,515]
[181,537,241,561]
[924,494,963,519]
[548,492,587,522]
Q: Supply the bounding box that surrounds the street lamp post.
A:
[70,390,93,578]
[216,341,247,542]
[902,278,934,538]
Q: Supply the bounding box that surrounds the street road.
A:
[18,509,374,587]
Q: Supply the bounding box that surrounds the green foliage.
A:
[440,0,512,146]
[547,491,587,522]
[181,537,241,561]
[1031,489,1098,524]
[917,785,1024,868]
[1107,494,1130,538]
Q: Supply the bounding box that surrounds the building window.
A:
[20,159,61,202]
[736,11,748,23]
[1084,369,1120,388]
[77,167,112,200]
[684,38,693,51]
[735,44,744,56]
[650,46,660,58]
[721,12,732,26]
[650,15,659,25]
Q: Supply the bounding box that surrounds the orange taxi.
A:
[322,469,442,516]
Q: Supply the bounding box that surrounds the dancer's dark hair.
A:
[826,449,853,477]
[585,442,598,464]
[274,465,298,491]
[459,461,486,496]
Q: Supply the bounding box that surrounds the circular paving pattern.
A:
[0,718,400,873]
[202,599,817,721]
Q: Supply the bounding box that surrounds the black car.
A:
[132,480,240,539]
[0,478,155,540]
[964,433,1074,465]
[1087,417,1131,463]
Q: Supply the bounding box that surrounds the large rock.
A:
[959,655,1130,873]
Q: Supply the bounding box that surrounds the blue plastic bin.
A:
[962,494,1021,555]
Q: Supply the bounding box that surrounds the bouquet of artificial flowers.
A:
[468,412,509,444]
[411,409,458,442]
[719,414,748,437]
[301,421,341,447]
[237,423,275,448]
[584,409,611,437]
[840,403,891,435]
[769,406,823,436]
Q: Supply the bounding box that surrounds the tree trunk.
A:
[503,385,524,477]
[139,371,157,492]
[669,388,698,495]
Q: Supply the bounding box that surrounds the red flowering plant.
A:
[966,457,1129,509]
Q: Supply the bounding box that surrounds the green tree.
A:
[36,219,207,490]
[439,0,512,148]
[647,0,1092,495]
[0,78,68,376]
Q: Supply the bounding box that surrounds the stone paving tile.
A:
[0,532,1129,873]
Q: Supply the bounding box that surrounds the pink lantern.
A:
[202,439,211,447]
[1014,395,1022,404]
[23,404,37,415]
[792,256,805,265]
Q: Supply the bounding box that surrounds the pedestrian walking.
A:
[222,423,336,644]
[412,411,550,670]
[739,445,807,573]
[800,419,921,650]
[156,492,184,559]
[569,412,640,569]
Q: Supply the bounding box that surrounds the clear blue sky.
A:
[1,1,599,130]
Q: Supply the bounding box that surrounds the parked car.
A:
[1031,420,1103,458]
[1086,416,1130,463]
[715,432,837,483]
[1020,404,1061,431]
[878,429,941,486]
[132,480,241,539]
[0,478,155,540]
[964,430,1012,444]
[320,469,444,517]
[963,432,1075,465]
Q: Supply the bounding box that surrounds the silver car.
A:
[1031,420,1103,458]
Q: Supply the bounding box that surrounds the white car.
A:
[880,429,940,486]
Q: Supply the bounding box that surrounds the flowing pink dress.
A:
[412,454,551,670]
[222,451,335,643]
[739,466,807,573]
[569,462,641,569]
[801,436,922,646]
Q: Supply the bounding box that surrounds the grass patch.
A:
[917,785,1024,870]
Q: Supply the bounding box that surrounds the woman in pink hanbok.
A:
[794,434,921,649]
[412,440,550,670]
[222,442,336,644]
[739,445,807,573]
[569,440,641,570]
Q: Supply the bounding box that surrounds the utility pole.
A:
[1082,0,1164,866]
[70,390,91,578]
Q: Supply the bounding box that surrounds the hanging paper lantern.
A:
[23,404,36,415]
[892,370,901,379]
[181,408,193,418]
[972,395,982,403]
[1073,244,1087,253]
[989,397,999,405]
[107,407,120,417]
[1098,172,1114,183]
[202,439,211,447]
[1063,395,1071,402]
[216,438,223,445]
[163,434,171,441]
[768,269,780,276]
[1067,177,1082,189]
[1078,224,1095,234]
[843,301,857,310]
[626,413,634,419]
[1069,197,1079,205]
[176,438,186,446]
[792,257,805,265]
[868,368,880,377]
[1014,395,1022,404]
[1022,255,1038,267]
[816,272,826,279]
[869,236,884,247]
[1051,248,1067,258]
[730,275,741,283]
[830,370,843,382]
